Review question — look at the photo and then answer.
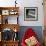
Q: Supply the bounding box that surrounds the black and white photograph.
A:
[24,7,38,21]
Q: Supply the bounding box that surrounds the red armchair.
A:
[21,28,41,46]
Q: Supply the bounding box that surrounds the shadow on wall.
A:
[18,26,43,44]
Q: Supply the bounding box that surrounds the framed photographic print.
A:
[24,7,38,21]
[2,10,9,15]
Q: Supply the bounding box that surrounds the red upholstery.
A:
[21,28,41,46]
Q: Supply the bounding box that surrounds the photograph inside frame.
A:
[24,7,38,21]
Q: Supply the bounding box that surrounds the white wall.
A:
[0,0,44,26]
[19,0,44,26]
[0,0,15,7]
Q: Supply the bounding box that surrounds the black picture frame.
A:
[24,7,38,21]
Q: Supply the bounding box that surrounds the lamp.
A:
[15,0,17,7]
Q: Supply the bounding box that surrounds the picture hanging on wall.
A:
[24,7,38,21]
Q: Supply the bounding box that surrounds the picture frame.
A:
[24,7,38,21]
[2,10,9,15]
[9,10,18,15]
